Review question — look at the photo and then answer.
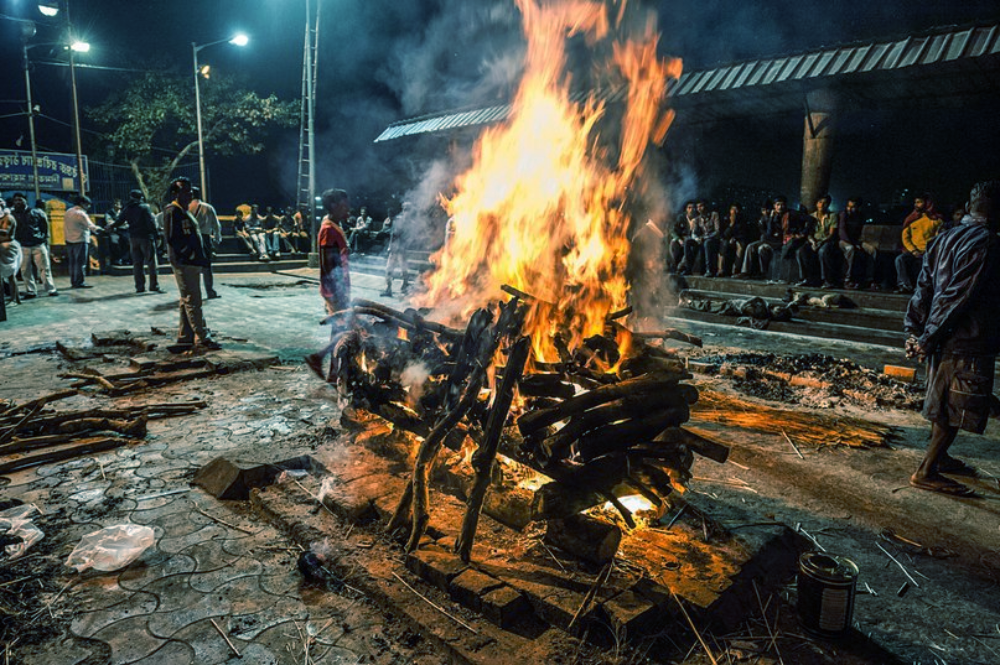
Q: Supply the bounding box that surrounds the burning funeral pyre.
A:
[325,0,726,565]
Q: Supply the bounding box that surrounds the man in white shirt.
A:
[63,195,100,288]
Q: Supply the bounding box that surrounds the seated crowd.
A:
[232,203,310,262]
[667,193,959,292]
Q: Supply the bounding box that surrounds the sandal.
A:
[910,475,978,497]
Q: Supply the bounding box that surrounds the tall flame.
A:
[420,0,681,362]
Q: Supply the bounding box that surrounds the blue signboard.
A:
[0,150,89,193]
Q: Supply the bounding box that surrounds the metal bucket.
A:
[797,551,859,638]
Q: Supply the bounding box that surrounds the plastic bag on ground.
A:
[0,503,44,559]
[65,524,156,572]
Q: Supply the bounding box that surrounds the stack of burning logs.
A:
[0,391,205,475]
[325,292,728,563]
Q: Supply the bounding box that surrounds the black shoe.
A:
[48,290,59,297]
[206,291,220,299]
[74,284,94,289]
[136,289,146,294]
[380,289,393,297]
[150,286,165,293]
[21,293,37,300]
[199,338,222,351]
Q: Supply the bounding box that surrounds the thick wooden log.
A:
[456,336,531,562]
[537,387,699,463]
[654,426,730,463]
[352,298,463,342]
[518,373,576,399]
[517,373,690,436]
[545,514,621,565]
[531,482,605,521]
[0,436,137,475]
[0,433,80,455]
[576,407,691,462]
[56,415,148,439]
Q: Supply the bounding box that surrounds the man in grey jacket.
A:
[905,180,1000,496]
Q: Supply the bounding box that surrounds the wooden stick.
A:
[210,618,241,657]
[607,306,632,321]
[875,542,921,588]
[0,437,136,475]
[670,588,719,665]
[781,429,805,459]
[391,572,478,634]
[456,336,531,562]
[352,298,463,341]
[0,404,44,446]
[193,506,257,535]
[567,560,614,630]
[0,390,77,419]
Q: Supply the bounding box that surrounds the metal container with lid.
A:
[797,551,859,638]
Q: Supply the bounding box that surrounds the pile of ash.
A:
[693,352,924,411]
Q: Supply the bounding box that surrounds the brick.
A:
[449,569,504,612]
[405,548,468,591]
[599,590,660,636]
[480,586,532,629]
[883,365,917,383]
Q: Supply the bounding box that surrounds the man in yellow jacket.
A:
[895,209,944,293]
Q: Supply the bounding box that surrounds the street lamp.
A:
[192,33,249,199]
[68,35,89,197]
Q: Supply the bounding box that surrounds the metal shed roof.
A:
[375,22,1000,142]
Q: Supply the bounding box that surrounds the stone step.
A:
[666,306,907,348]
[680,275,912,312]
[103,257,309,277]
[679,289,906,333]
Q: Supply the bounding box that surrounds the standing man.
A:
[63,195,100,289]
[382,204,410,297]
[189,187,222,299]
[11,193,58,298]
[120,190,163,294]
[304,189,351,379]
[163,177,221,350]
[905,180,1000,496]
[317,189,351,314]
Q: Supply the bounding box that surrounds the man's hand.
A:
[905,335,927,362]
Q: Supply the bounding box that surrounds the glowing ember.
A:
[419,0,681,363]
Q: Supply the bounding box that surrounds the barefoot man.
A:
[905,180,1000,496]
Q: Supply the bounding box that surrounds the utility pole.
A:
[298,0,321,266]
[21,32,42,202]
[66,1,86,197]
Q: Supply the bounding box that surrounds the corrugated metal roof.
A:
[375,22,1000,142]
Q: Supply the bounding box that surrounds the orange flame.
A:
[420,0,681,363]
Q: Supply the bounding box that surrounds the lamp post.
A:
[68,38,88,197]
[192,33,248,200]
[20,22,42,202]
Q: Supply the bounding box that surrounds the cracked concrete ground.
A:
[0,270,449,664]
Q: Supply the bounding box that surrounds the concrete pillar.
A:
[800,89,838,209]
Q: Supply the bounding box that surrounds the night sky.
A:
[1,0,998,214]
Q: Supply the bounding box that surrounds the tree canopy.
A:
[88,70,297,204]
